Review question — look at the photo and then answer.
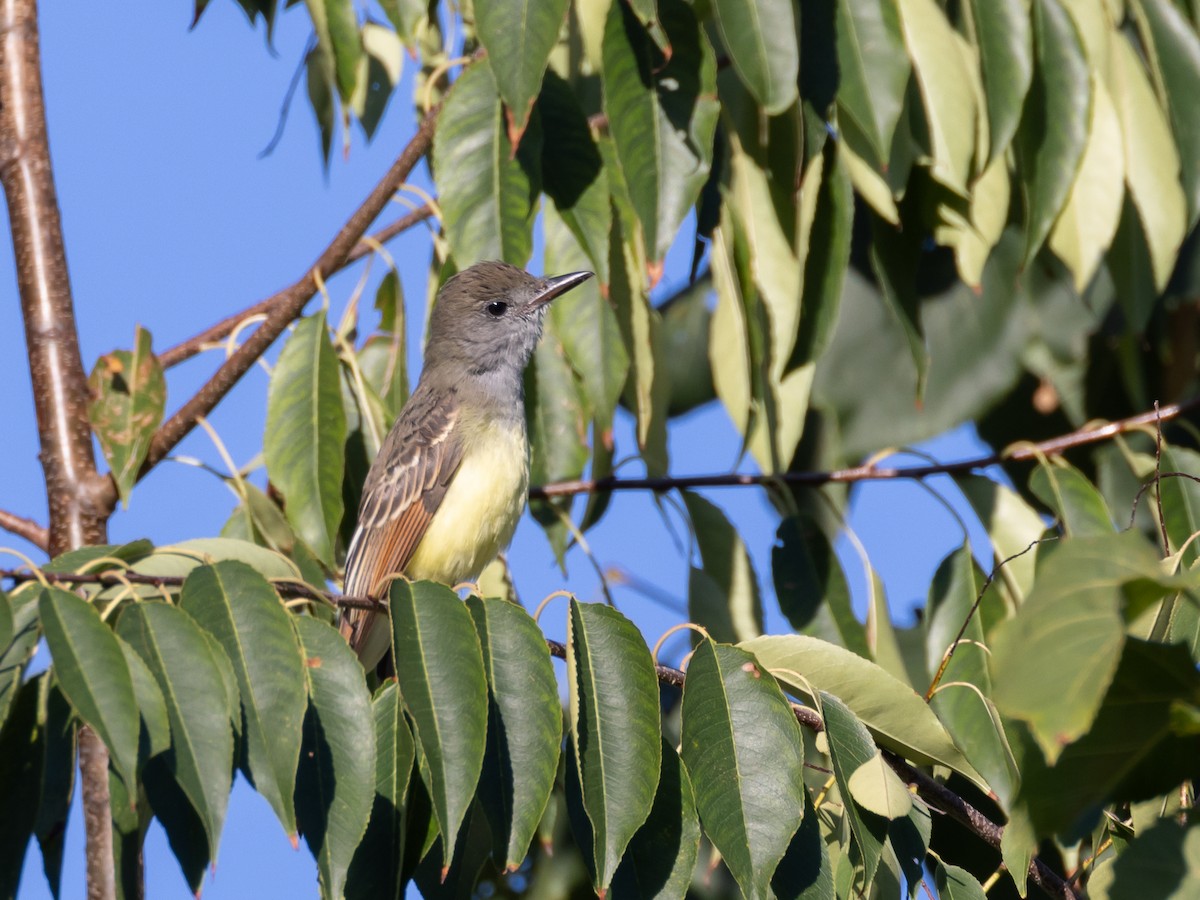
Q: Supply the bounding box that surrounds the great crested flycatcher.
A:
[339,260,594,668]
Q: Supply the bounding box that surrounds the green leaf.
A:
[1047,77,1124,291]
[39,588,139,791]
[935,861,988,900]
[294,616,376,900]
[87,326,165,506]
[0,677,41,898]
[538,72,611,282]
[847,751,913,820]
[434,60,540,266]
[379,0,427,48]
[770,786,835,900]
[180,561,307,839]
[660,274,715,416]
[815,690,888,890]
[742,634,984,786]
[1110,33,1189,291]
[0,591,11,651]
[305,0,361,101]
[1029,461,1115,536]
[117,634,170,760]
[711,0,798,114]
[346,681,416,900]
[0,591,40,732]
[33,680,76,899]
[610,739,701,900]
[567,599,662,893]
[680,639,805,900]
[1134,0,1200,227]
[389,580,488,860]
[682,492,764,643]
[773,517,870,657]
[467,595,562,871]
[990,533,1160,762]
[1088,819,1200,900]
[475,0,569,137]
[967,0,1033,162]
[352,23,403,140]
[897,0,979,193]
[117,601,235,861]
[264,311,347,567]
[834,0,910,170]
[602,0,720,263]
[1016,0,1091,262]
[958,474,1047,603]
[545,202,627,428]
[925,544,1020,808]
[1013,639,1200,838]
[1160,446,1200,566]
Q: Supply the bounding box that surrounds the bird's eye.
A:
[485,301,508,317]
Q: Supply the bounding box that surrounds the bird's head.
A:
[426,260,594,376]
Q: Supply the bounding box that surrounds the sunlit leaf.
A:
[683,492,763,643]
[711,0,798,114]
[1029,460,1116,537]
[264,310,347,567]
[476,0,569,137]
[305,0,361,101]
[835,0,909,170]
[967,0,1033,162]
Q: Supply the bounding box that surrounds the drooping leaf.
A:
[602,0,720,263]
[610,739,701,900]
[434,60,540,266]
[711,0,798,115]
[345,681,415,900]
[773,517,870,657]
[846,751,913,820]
[742,634,983,786]
[294,616,376,900]
[935,861,989,900]
[33,679,75,900]
[467,595,562,871]
[967,0,1033,162]
[834,0,910,171]
[0,591,41,733]
[682,492,764,643]
[1016,0,1091,263]
[180,561,307,839]
[816,690,888,890]
[305,0,361,101]
[897,0,979,193]
[1028,460,1116,537]
[1088,819,1200,900]
[1133,0,1200,227]
[0,677,42,898]
[38,587,140,791]
[567,599,662,893]
[117,601,235,863]
[475,0,569,137]
[389,580,488,861]
[264,310,347,567]
[118,634,170,761]
[1110,33,1189,290]
[680,639,805,900]
[770,786,835,900]
[87,325,165,505]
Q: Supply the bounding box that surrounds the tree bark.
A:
[0,1,116,897]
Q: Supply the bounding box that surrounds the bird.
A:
[339,260,594,669]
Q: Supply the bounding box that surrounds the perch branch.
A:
[531,396,1200,499]
[0,507,48,551]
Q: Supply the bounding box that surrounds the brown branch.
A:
[886,755,1080,900]
[0,2,115,897]
[157,202,435,370]
[0,507,48,551]
[531,396,1200,500]
[91,109,440,515]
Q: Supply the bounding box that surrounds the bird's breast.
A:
[405,417,529,585]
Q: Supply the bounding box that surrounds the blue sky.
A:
[3,3,991,897]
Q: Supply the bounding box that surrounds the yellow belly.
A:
[406,419,528,585]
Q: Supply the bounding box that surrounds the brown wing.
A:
[339,384,464,666]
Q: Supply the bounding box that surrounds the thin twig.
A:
[157,203,435,370]
[91,110,441,516]
[0,507,48,551]
[531,396,1200,499]
[1154,403,1171,555]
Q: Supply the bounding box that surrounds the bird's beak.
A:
[531,270,594,308]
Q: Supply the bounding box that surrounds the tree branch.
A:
[0,506,48,551]
[157,202,435,370]
[0,2,116,897]
[530,396,1200,499]
[90,110,439,515]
